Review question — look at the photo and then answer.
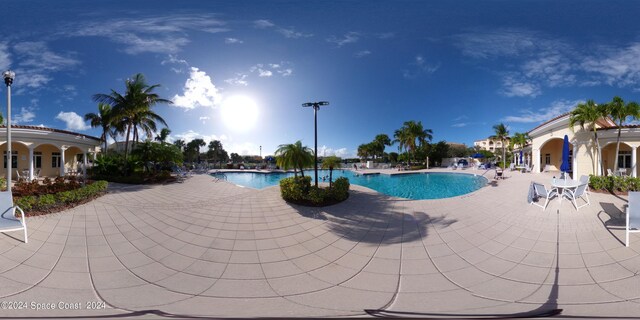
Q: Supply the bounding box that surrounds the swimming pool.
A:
[215,170,487,200]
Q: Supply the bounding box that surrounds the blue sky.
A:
[1,0,640,157]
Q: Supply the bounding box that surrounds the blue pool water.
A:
[215,170,487,200]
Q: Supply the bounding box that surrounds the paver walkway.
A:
[0,169,639,318]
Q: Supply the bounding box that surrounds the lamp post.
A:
[302,101,329,187]
[2,70,14,192]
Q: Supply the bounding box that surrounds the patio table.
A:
[551,178,579,202]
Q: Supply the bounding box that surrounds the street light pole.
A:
[302,101,329,188]
[2,71,14,192]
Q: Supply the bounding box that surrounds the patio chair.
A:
[626,192,640,247]
[494,168,503,180]
[14,169,21,181]
[579,175,590,195]
[531,183,558,211]
[525,164,534,173]
[563,183,590,211]
[0,191,27,243]
[509,163,515,171]
[607,168,614,176]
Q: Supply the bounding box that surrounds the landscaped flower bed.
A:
[589,175,640,194]
[13,180,108,215]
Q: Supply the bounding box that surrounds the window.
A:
[52,152,61,168]
[618,151,632,169]
[33,151,42,169]
[3,151,17,169]
[545,153,551,165]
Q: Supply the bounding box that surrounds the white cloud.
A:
[454,29,540,59]
[327,32,360,47]
[403,55,440,79]
[502,99,583,123]
[254,19,275,28]
[319,145,351,158]
[10,42,80,90]
[277,68,293,77]
[224,73,249,86]
[500,75,541,97]
[258,69,272,77]
[354,50,371,58]
[199,116,210,124]
[377,32,395,39]
[277,27,313,39]
[64,14,228,55]
[161,54,189,73]
[13,107,36,124]
[581,43,640,88]
[0,42,10,71]
[452,123,467,128]
[172,67,222,109]
[225,37,243,44]
[55,111,89,131]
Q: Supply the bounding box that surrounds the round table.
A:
[551,178,579,202]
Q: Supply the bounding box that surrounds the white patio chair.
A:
[607,168,614,176]
[626,192,640,247]
[579,175,590,195]
[0,191,27,243]
[531,183,558,211]
[563,183,590,211]
[509,163,516,171]
[14,169,21,181]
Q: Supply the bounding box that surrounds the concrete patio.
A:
[0,168,639,318]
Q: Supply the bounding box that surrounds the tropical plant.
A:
[84,103,113,152]
[93,73,171,159]
[491,123,509,170]
[275,140,314,177]
[173,139,185,151]
[569,99,609,175]
[605,96,640,172]
[373,134,392,160]
[394,121,432,164]
[230,152,243,163]
[357,143,375,161]
[207,140,229,168]
[155,128,171,145]
[321,156,342,188]
[184,139,206,163]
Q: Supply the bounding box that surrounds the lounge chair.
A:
[531,183,558,211]
[563,183,590,211]
[0,191,27,243]
[494,168,503,180]
[626,192,640,247]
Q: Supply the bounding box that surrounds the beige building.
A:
[0,125,101,181]
[518,113,630,179]
[474,137,509,153]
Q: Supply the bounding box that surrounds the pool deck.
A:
[0,168,639,318]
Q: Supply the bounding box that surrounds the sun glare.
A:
[220,95,258,131]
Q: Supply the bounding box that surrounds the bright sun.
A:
[220,95,258,131]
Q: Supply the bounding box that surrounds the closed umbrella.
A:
[519,150,523,166]
[560,135,571,178]
[472,153,484,158]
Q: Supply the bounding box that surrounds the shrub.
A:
[280,176,311,201]
[14,180,108,214]
[307,186,326,205]
[331,177,350,201]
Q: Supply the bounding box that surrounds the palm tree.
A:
[173,139,185,152]
[321,156,342,188]
[606,96,640,172]
[84,103,113,152]
[491,123,509,170]
[396,121,433,164]
[373,134,392,160]
[93,73,171,159]
[275,141,314,178]
[155,128,171,145]
[393,127,409,160]
[569,100,608,175]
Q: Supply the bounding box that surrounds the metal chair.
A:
[531,183,558,211]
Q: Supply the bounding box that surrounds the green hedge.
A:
[15,180,108,213]
[589,175,640,192]
[279,176,349,206]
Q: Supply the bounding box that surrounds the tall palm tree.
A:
[173,139,185,152]
[275,141,314,178]
[606,96,640,172]
[321,156,342,188]
[397,120,433,163]
[93,73,171,159]
[373,134,392,160]
[393,127,409,158]
[492,123,509,170]
[84,103,113,152]
[569,100,608,175]
[155,128,171,145]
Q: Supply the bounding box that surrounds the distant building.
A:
[447,142,467,149]
[474,137,510,153]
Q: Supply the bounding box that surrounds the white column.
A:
[83,152,87,181]
[572,143,578,181]
[534,149,541,173]
[28,146,34,181]
[60,147,66,177]
[633,146,637,178]
[598,147,603,176]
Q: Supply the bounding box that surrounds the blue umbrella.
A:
[472,153,484,158]
[519,150,523,165]
[560,135,571,174]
